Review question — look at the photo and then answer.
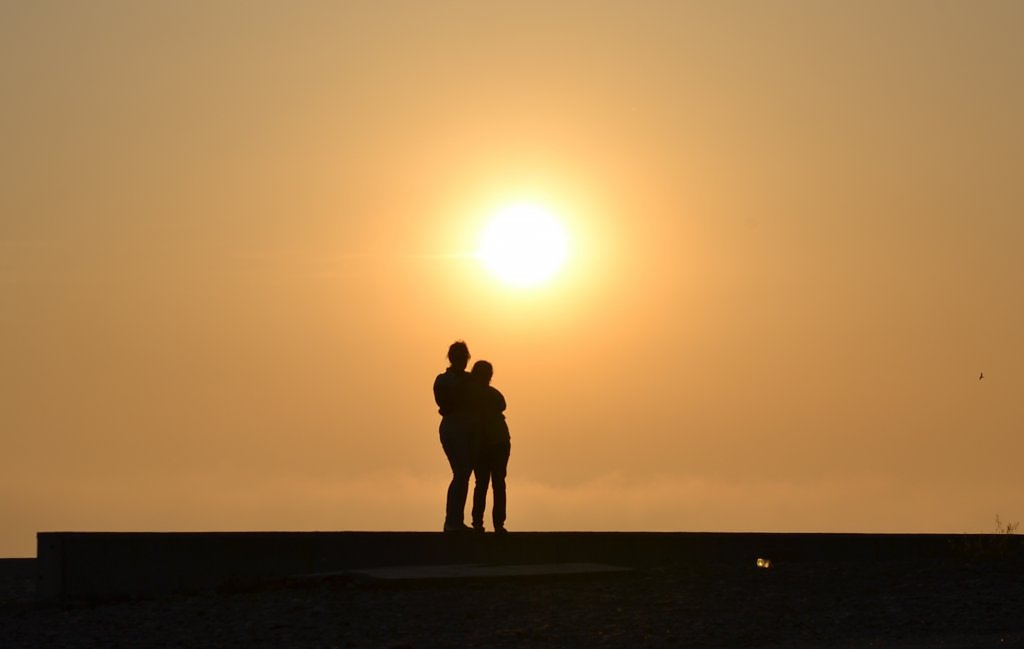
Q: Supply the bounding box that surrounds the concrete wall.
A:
[0,558,36,601]
[37,531,1019,600]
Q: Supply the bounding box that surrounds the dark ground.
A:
[3,555,1024,648]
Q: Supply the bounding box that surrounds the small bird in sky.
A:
[979,372,984,381]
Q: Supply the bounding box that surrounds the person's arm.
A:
[433,374,452,416]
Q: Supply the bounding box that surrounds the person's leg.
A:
[491,442,511,530]
[441,427,472,530]
[447,462,472,529]
[471,457,491,529]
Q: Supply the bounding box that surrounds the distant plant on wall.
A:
[995,515,1019,536]
[952,515,1022,563]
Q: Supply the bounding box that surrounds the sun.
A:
[477,203,568,287]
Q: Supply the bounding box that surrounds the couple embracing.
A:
[432,341,511,533]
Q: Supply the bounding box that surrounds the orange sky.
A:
[2,2,1022,556]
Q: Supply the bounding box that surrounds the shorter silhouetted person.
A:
[470,360,511,533]
[434,341,479,533]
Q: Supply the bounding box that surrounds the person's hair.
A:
[447,341,470,369]
[471,360,493,384]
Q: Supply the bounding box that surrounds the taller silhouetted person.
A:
[433,341,479,533]
[470,360,511,533]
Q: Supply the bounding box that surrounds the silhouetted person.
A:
[470,360,511,533]
[433,341,479,533]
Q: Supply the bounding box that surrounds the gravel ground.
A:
[3,558,1023,648]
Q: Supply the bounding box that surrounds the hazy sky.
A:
[2,1,1022,556]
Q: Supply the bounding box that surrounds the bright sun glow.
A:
[477,204,569,287]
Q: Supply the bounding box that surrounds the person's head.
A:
[447,341,470,370]
[471,360,493,385]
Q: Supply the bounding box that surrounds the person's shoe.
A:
[472,523,486,534]
[493,525,508,534]
[443,522,472,533]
